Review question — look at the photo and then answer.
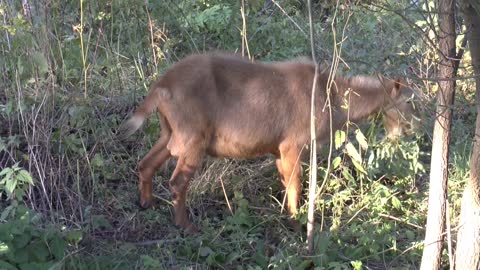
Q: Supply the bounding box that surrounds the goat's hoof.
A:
[174,223,200,234]
[185,224,200,234]
[138,197,153,209]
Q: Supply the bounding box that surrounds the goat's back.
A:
[153,55,320,157]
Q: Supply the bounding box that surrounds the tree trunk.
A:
[455,1,480,269]
[420,0,457,269]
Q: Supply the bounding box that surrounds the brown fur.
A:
[383,86,421,138]
[119,54,416,233]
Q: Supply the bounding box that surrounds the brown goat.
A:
[119,54,418,233]
[383,87,420,138]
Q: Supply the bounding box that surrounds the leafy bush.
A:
[0,166,67,270]
[0,164,34,201]
[0,202,66,270]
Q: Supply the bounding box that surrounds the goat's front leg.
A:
[277,143,303,230]
[168,148,203,234]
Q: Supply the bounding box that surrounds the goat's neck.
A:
[337,76,393,122]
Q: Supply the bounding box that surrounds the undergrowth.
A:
[0,0,475,269]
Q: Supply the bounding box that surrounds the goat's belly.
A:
[206,132,278,159]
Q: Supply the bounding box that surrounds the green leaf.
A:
[19,262,54,270]
[65,230,83,245]
[314,231,331,254]
[206,252,225,265]
[367,151,375,167]
[252,252,268,268]
[351,260,363,270]
[49,235,65,260]
[5,178,17,195]
[199,246,213,257]
[16,57,24,76]
[1,170,14,187]
[91,154,104,168]
[0,167,12,176]
[234,191,244,200]
[140,255,161,269]
[8,246,29,264]
[351,159,366,174]
[15,189,26,201]
[405,230,415,240]
[12,233,31,249]
[297,259,314,270]
[32,52,49,75]
[332,156,342,170]
[345,142,362,163]
[1,205,15,221]
[17,170,34,185]
[391,196,402,210]
[355,129,368,150]
[0,224,14,242]
[92,215,112,230]
[225,251,241,264]
[0,138,5,152]
[3,101,14,116]
[0,260,17,270]
[29,240,49,262]
[0,241,9,255]
[341,169,355,184]
[334,130,346,149]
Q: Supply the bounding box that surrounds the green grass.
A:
[0,1,476,269]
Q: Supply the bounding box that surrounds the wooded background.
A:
[0,0,479,269]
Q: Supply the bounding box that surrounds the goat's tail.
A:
[117,87,166,140]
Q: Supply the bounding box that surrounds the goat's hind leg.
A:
[138,134,172,208]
